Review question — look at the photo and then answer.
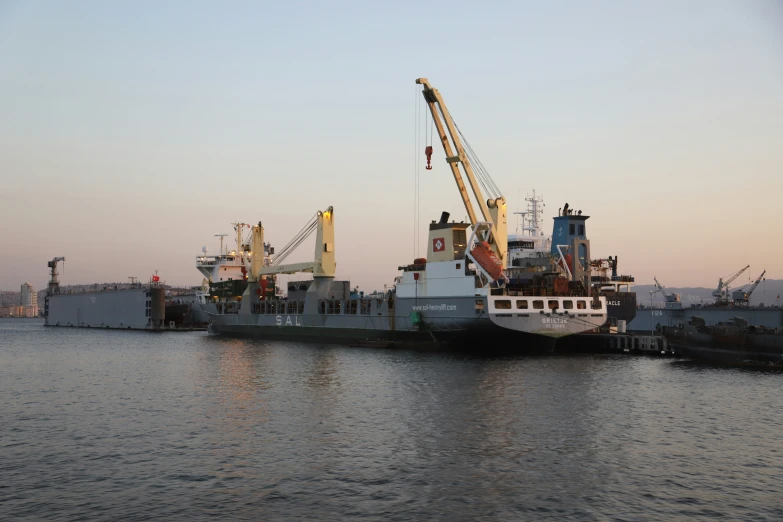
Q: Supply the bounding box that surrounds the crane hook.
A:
[425,145,433,170]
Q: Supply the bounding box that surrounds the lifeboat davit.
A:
[469,241,503,281]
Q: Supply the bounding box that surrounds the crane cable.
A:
[454,120,502,201]
[271,212,319,266]
[413,84,420,259]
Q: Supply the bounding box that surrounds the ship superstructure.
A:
[506,194,637,331]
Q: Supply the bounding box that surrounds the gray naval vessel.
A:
[206,78,608,348]
[628,268,782,334]
[628,269,782,367]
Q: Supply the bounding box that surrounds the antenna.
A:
[215,234,228,255]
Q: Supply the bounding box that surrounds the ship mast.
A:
[516,190,545,237]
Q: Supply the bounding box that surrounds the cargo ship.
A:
[206,78,609,347]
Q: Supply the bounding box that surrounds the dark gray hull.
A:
[45,287,166,330]
[629,307,783,333]
[208,319,561,352]
[674,343,783,369]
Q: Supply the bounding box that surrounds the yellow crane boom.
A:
[416,78,507,266]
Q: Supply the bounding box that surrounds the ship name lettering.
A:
[542,317,568,325]
[607,301,620,306]
[276,315,302,327]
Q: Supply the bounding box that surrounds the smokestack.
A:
[439,211,450,224]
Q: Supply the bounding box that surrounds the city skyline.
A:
[2,1,782,292]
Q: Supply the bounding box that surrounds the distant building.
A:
[21,282,37,307]
[19,283,39,317]
[0,305,30,317]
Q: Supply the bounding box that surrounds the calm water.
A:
[1,319,782,521]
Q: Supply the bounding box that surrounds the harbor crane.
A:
[243,207,335,280]
[731,269,766,307]
[416,78,508,270]
[652,276,683,310]
[47,257,66,295]
[712,265,750,306]
[240,207,335,310]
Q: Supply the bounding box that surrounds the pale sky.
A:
[1,1,782,292]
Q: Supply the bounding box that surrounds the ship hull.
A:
[45,287,166,330]
[665,329,783,369]
[207,317,564,352]
[207,294,607,349]
[629,307,783,333]
[676,343,783,369]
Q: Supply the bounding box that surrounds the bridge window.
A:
[563,300,573,309]
[494,300,511,310]
[516,300,528,309]
[532,300,544,310]
[569,224,575,235]
[548,300,559,310]
[577,300,587,309]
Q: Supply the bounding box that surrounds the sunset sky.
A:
[1,1,782,293]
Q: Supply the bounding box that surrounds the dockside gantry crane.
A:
[712,264,750,306]
[731,269,766,306]
[416,78,508,268]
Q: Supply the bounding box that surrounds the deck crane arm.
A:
[723,265,750,289]
[745,269,766,300]
[245,207,336,280]
[415,78,507,264]
[713,264,750,300]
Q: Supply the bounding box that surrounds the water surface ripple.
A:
[2,319,782,520]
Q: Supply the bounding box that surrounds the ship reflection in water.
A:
[2,320,782,520]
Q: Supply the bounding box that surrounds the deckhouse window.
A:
[532,300,544,310]
[548,300,559,310]
[577,301,587,309]
[516,300,528,309]
[591,300,603,310]
[569,224,575,235]
[563,300,573,309]
[495,300,511,310]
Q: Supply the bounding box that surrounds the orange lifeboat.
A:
[469,241,503,281]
